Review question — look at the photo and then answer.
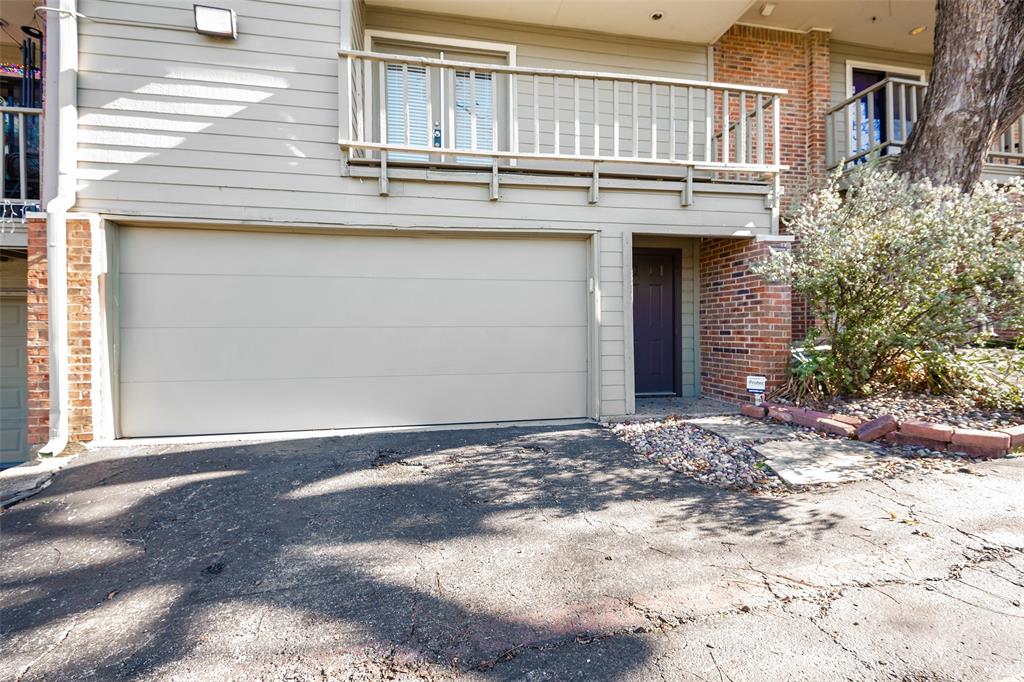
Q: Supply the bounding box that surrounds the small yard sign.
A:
[747,375,767,405]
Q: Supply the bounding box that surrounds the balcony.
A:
[825,77,1024,182]
[1,105,41,233]
[337,49,786,202]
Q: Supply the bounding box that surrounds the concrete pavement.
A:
[1,425,1021,681]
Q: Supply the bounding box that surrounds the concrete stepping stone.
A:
[753,439,891,486]
[683,415,798,444]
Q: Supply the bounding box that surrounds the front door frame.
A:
[631,247,682,398]
[843,59,927,99]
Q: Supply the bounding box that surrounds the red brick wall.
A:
[26,217,94,445]
[791,292,814,342]
[714,25,831,210]
[699,237,792,403]
[715,26,830,341]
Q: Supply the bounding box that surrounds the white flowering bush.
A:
[757,168,1024,396]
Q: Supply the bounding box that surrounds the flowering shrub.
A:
[756,168,1024,396]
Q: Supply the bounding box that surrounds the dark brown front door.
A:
[633,251,677,395]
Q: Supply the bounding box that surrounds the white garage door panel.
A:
[120,229,586,280]
[120,275,587,328]
[119,228,589,437]
[121,372,587,437]
[121,326,587,382]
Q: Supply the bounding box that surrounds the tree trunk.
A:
[895,0,1024,190]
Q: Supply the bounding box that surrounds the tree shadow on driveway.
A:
[0,424,843,679]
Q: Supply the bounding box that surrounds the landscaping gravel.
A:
[610,416,971,496]
[610,417,786,494]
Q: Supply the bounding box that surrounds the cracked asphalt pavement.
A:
[1,424,1022,681]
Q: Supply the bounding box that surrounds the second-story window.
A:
[370,34,512,164]
[385,62,430,160]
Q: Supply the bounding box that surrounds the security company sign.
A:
[746,375,767,394]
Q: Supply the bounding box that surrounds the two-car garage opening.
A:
[117,227,590,437]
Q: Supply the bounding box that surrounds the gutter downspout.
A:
[39,0,78,456]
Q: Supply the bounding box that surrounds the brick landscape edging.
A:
[741,403,1024,460]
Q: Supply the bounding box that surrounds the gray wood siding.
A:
[75,0,737,228]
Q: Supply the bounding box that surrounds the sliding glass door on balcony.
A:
[371,40,508,163]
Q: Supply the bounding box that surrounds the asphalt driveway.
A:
[1,424,1022,681]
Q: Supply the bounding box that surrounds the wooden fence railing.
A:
[338,49,786,196]
[825,77,1024,172]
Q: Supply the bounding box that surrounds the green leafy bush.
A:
[894,344,1024,409]
[757,168,1024,396]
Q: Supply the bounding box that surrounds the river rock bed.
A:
[610,416,972,495]
[610,417,785,493]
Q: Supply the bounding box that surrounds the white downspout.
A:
[39,0,78,456]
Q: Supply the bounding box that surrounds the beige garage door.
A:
[118,228,589,437]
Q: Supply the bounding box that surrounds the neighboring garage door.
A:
[0,297,29,466]
[118,228,589,437]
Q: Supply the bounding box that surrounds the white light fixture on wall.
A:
[194,4,237,39]
[760,3,777,16]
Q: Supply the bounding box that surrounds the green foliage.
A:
[893,345,1024,409]
[782,342,835,402]
[757,168,1024,396]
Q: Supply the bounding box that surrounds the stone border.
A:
[740,403,1024,459]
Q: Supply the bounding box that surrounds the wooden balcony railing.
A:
[825,77,1024,174]
[990,114,1024,169]
[1,105,42,217]
[338,49,786,196]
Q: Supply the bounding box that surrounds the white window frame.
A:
[844,59,928,97]
[363,30,517,164]
[364,29,517,65]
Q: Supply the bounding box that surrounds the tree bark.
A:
[895,0,1024,190]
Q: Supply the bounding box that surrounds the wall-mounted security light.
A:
[194,5,237,39]
[909,25,927,36]
[760,3,777,17]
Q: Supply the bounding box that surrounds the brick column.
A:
[804,29,831,192]
[715,25,832,207]
[26,216,94,446]
[699,237,792,403]
[715,26,831,345]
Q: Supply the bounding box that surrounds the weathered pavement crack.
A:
[467,543,1024,674]
[15,617,78,682]
[863,487,1024,556]
[472,598,748,673]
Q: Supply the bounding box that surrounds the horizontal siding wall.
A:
[598,234,626,414]
[75,0,752,230]
[76,0,345,224]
